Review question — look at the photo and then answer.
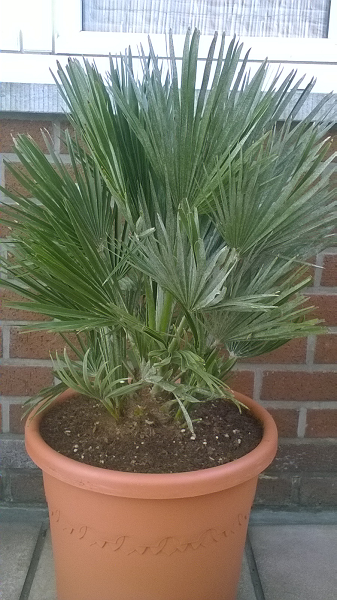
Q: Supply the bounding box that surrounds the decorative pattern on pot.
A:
[50,507,248,555]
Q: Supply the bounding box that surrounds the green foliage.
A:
[0,30,336,430]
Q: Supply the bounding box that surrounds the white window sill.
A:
[0,48,336,120]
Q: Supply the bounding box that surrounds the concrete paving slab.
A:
[0,506,48,524]
[237,552,257,600]
[250,525,337,600]
[28,530,56,600]
[25,530,255,600]
[0,522,40,600]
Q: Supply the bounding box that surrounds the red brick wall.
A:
[0,116,337,507]
[231,132,337,506]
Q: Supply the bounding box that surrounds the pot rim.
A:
[25,389,278,499]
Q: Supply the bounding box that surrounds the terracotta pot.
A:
[25,389,277,600]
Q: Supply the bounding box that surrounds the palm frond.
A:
[1,30,336,425]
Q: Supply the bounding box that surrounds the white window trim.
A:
[54,0,337,61]
[0,0,336,95]
[51,0,337,95]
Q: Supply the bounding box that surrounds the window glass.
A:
[82,0,331,38]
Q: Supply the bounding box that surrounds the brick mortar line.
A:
[0,114,57,121]
[5,359,337,369]
[0,397,30,403]
[0,323,332,331]
[252,369,262,402]
[1,398,337,409]
[1,152,72,163]
[1,401,10,433]
[235,363,337,372]
[290,475,301,504]
[7,354,57,363]
[1,358,53,366]
[10,357,337,368]
[261,473,337,479]
[322,247,337,255]
[1,324,10,359]
[4,361,337,371]
[0,156,5,194]
[297,407,307,438]
[0,321,50,325]
[2,352,337,371]
[313,253,324,288]
[0,321,335,336]
[312,287,337,293]
[306,334,316,366]
[275,437,337,445]
[305,288,337,294]
[52,121,61,154]
[260,400,337,409]
[266,471,337,479]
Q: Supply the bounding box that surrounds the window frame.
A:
[0,0,336,94]
[54,0,337,61]
[52,0,337,94]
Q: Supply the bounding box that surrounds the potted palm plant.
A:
[1,30,336,600]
